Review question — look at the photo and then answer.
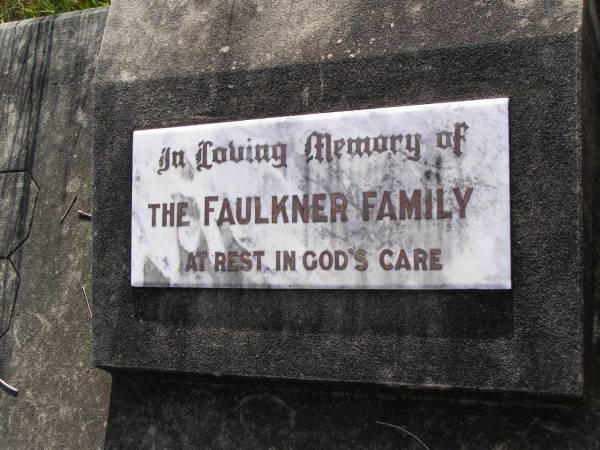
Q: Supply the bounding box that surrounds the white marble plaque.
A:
[132,98,511,289]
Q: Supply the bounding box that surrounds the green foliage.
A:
[0,0,110,23]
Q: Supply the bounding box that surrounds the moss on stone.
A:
[1,0,109,23]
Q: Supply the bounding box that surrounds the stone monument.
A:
[3,1,600,448]
[93,0,598,400]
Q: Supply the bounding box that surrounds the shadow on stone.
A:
[0,171,38,258]
[102,371,599,449]
[0,259,19,338]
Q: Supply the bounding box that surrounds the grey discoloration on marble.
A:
[0,9,111,450]
[0,172,38,257]
[133,99,511,289]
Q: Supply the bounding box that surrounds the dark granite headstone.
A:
[92,0,600,397]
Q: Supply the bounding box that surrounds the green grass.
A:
[1,0,110,23]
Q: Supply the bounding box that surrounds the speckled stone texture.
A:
[0,171,37,338]
[93,0,599,398]
[0,9,111,450]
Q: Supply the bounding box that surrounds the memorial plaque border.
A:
[93,32,590,397]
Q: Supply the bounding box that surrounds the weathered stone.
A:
[1,2,600,449]
[0,18,54,172]
[131,99,512,290]
[0,259,19,337]
[92,0,600,398]
[0,172,38,257]
[103,371,600,449]
[0,10,111,450]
